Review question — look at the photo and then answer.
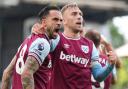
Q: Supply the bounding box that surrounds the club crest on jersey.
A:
[38,43,44,51]
[81,45,89,54]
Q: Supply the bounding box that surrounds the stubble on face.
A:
[45,10,62,39]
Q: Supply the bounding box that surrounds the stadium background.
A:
[0,0,128,89]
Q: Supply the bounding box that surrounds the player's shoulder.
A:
[31,34,49,44]
[29,35,50,56]
[32,37,50,47]
[81,36,94,44]
[28,34,50,51]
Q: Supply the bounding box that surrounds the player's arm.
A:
[31,23,43,34]
[21,56,39,89]
[100,35,118,65]
[1,55,16,89]
[91,44,116,82]
[101,38,122,69]
[21,38,50,89]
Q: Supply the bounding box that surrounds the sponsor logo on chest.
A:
[59,51,89,67]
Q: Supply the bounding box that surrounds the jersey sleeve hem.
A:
[28,52,43,66]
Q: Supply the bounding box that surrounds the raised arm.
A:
[100,35,121,68]
[91,44,116,82]
[1,55,16,89]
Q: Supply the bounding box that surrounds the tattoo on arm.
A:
[1,56,16,89]
[21,56,39,89]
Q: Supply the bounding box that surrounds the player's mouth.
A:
[76,22,82,25]
[54,28,60,33]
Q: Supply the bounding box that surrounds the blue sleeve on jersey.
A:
[91,43,114,82]
[91,43,99,61]
[50,35,60,52]
[92,61,114,82]
[106,60,116,76]
[28,38,50,65]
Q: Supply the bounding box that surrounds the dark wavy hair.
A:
[85,30,101,48]
[38,5,60,21]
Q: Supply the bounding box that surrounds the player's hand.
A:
[31,23,44,34]
[107,51,117,65]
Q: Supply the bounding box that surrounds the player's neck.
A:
[63,28,81,39]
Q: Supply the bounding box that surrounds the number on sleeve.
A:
[16,45,27,75]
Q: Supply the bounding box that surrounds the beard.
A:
[46,28,58,39]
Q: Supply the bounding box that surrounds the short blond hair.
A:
[61,2,78,14]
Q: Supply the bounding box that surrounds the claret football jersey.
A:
[12,33,51,89]
[50,33,99,89]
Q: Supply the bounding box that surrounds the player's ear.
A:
[41,19,47,29]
